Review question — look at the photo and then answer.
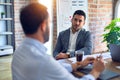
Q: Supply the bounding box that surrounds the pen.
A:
[97,53,102,60]
[99,53,102,58]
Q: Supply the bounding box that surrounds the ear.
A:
[40,20,46,32]
[83,21,85,25]
[71,18,73,22]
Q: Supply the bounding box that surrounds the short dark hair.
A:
[20,3,48,34]
[73,10,86,20]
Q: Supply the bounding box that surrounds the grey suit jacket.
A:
[53,28,93,57]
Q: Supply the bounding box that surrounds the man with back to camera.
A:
[53,10,93,60]
[12,3,105,80]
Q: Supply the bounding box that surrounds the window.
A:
[115,0,120,18]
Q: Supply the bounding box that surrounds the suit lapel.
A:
[64,29,70,51]
[76,29,83,48]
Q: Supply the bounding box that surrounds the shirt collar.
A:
[70,27,81,34]
[23,37,47,52]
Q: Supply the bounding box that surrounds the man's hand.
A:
[71,57,95,71]
[79,57,95,67]
[90,56,105,79]
[55,53,69,60]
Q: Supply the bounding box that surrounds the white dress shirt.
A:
[12,37,95,80]
[67,28,81,52]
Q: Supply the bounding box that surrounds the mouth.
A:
[73,26,79,30]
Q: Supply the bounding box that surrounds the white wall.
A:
[38,0,53,55]
[57,0,88,36]
[115,0,120,18]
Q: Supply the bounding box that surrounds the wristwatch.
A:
[66,52,70,58]
[66,51,75,58]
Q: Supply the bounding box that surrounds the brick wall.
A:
[14,0,28,48]
[53,0,57,49]
[14,0,113,54]
[14,0,38,48]
[88,0,113,53]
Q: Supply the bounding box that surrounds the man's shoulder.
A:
[59,28,70,34]
[81,28,91,34]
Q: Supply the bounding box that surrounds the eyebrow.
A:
[74,18,83,22]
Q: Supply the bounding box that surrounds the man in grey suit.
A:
[53,10,93,60]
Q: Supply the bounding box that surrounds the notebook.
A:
[109,44,120,62]
[77,65,120,80]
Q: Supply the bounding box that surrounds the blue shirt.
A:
[12,37,95,80]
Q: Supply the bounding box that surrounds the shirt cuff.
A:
[57,60,73,72]
[82,74,95,80]
[61,63,72,72]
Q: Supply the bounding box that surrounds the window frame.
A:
[115,0,120,18]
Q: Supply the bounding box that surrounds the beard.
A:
[72,25,80,32]
[43,25,49,43]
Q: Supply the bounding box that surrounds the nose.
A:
[76,20,80,25]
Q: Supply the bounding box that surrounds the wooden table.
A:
[72,58,120,80]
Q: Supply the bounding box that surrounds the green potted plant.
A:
[102,18,120,48]
[1,12,5,18]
